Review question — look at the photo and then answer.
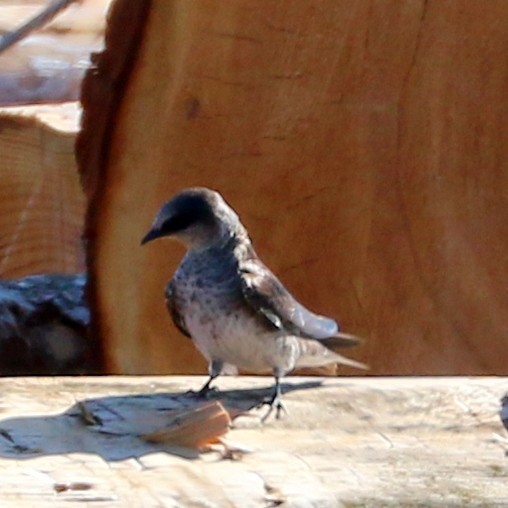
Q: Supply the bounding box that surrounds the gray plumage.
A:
[142,187,365,418]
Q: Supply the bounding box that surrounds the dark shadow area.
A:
[0,273,98,375]
[0,379,323,461]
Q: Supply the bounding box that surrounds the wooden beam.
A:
[0,376,505,506]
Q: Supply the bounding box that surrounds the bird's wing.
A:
[165,280,191,338]
[239,257,341,340]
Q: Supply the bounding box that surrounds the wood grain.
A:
[0,376,505,507]
[79,0,508,375]
[0,103,85,276]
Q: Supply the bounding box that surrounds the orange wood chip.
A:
[142,401,231,449]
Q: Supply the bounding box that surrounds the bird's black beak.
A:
[141,228,161,245]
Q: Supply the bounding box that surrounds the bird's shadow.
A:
[0,380,322,462]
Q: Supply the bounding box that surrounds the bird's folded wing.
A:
[165,280,191,338]
[239,258,341,340]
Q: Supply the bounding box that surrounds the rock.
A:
[0,272,96,375]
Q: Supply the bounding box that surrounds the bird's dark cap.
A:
[141,187,221,245]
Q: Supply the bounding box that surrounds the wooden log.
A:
[0,376,505,506]
[0,103,85,277]
[78,1,508,375]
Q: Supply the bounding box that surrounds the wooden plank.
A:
[0,376,506,506]
[78,0,508,376]
[0,103,84,276]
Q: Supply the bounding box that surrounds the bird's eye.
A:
[161,212,196,234]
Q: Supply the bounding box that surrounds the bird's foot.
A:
[257,393,287,422]
[186,384,219,400]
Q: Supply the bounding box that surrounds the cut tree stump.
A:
[0,376,506,507]
[0,103,85,277]
[78,1,508,375]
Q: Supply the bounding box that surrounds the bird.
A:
[141,187,366,419]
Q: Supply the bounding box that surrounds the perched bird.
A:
[142,187,365,419]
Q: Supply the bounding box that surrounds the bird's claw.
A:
[257,395,287,422]
[185,385,219,399]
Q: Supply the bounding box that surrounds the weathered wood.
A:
[0,376,506,507]
[78,0,508,376]
[0,103,85,277]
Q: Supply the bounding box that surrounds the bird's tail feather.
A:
[321,332,363,349]
[333,353,368,370]
[324,332,368,370]
[296,337,368,370]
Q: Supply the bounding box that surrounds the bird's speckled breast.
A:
[168,245,283,372]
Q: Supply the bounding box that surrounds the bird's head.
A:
[141,187,246,250]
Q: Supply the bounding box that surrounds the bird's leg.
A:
[196,375,216,398]
[259,371,287,422]
[189,359,223,398]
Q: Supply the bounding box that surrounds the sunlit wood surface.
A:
[0,376,506,507]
